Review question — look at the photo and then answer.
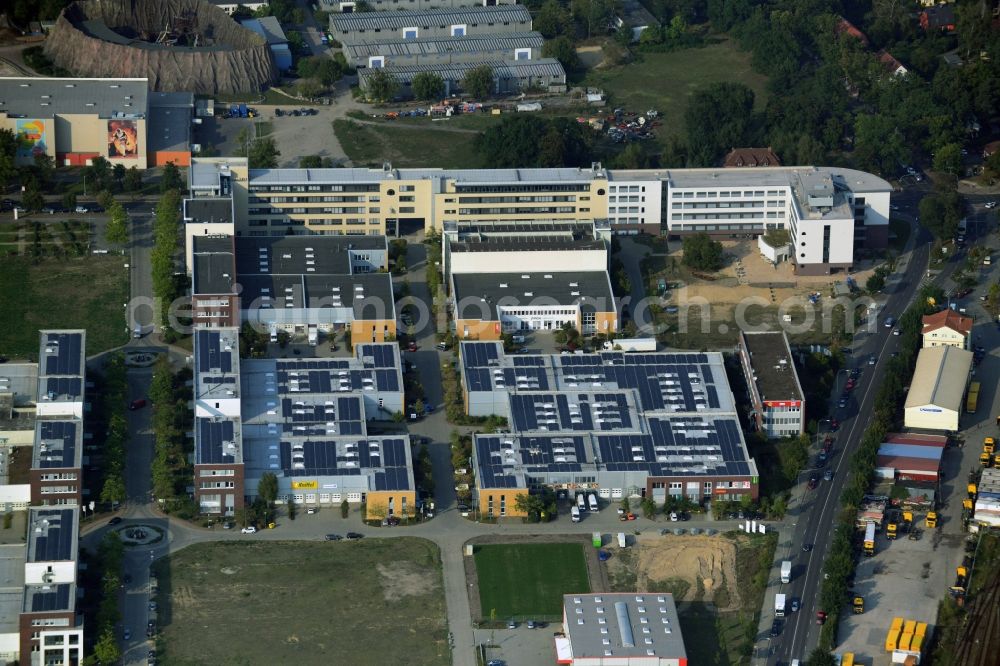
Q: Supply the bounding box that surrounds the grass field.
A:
[334,119,485,168]
[474,543,590,618]
[154,539,448,666]
[585,38,770,147]
[0,254,128,359]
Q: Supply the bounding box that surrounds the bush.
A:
[682,233,724,271]
[341,499,350,518]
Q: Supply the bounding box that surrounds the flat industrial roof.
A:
[357,58,566,83]
[562,593,687,661]
[449,237,606,253]
[0,77,147,119]
[904,346,973,413]
[235,235,386,276]
[32,419,82,470]
[240,273,395,318]
[452,271,614,320]
[194,328,240,403]
[739,331,803,403]
[148,103,191,153]
[0,362,38,430]
[344,31,543,58]
[192,236,236,295]
[0,545,25,633]
[331,5,531,33]
[23,583,74,613]
[26,508,77,563]
[185,197,234,225]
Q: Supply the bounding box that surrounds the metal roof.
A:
[739,330,804,403]
[331,5,531,33]
[344,31,543,58]
[241,16,288,45]
[904,346,973,413]
[358,57,566,82]
[0,76,147,118]
[563,593,687,661]
[452,270,614,320]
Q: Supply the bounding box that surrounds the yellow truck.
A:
[885,628,900,652]
[926,511,938,528]
[967,382,981,413]
[985,437,996,454]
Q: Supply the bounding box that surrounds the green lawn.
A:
[334,119,485,168]
[474,543,590,618]
[154,539,448,666]
[0,253,128,359]
[585,38,770,147]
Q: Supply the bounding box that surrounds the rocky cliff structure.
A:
[45,0,278,95]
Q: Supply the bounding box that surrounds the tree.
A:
[298,56,344,87]
[160,161,183,193]
[22,186,43,213]
[535,0,571,38]
[462,64,494,99]
[412,71,445,101]
[682,233,724,271]
[105,200,129,245]
[853,113,907,176]
[542,35,580,71]
[919,188,964,239]
[297,78,324,100]
[0,128,18,189]
[363,69,398,103]
[641,497,657,519]
[62,191,77,211]
[684,82,755,166]
[93,627,121,665]
[807,648,837,666]
[112,163,126,189]
[124,166,142,193]
[621,497,631,513]
[258,472,279,506]
[571,0,615,38]
[341,499,350,518]
[476,115,592,168]
[932,143,963,177]
[300,155,323,168]
[413,398,425,415]
[248,137,280,169]
[100,474,126,504]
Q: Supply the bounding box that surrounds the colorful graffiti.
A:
[107,119,139,159]
[15,119,48,159]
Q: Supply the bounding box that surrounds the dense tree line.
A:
[150,189,185,340]
[475,115,592,168]
[149,356,195,515]
[97,353,128,505]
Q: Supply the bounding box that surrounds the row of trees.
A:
[817,283,943,649]
[90,533,125,665]
[362,65,496,103]
[475,115,592,168]
[97,353,128,505]
[149,356,195,514]
[150,189,185,341]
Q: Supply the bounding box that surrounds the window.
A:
[402,27,418,39]
[515,47,531,60]
[451,24,466,36]
[368,56,384,69]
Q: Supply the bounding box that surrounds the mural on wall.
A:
[15,119,48,159]
[107,119,139,159]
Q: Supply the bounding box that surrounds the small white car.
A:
[986,201,997,209]
[241,526,257,534]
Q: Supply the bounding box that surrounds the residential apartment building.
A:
[461,342,759,516]
[736,331,805,439]
[189,159,892,274]
[192,328,412,518]
[921,309,972,350]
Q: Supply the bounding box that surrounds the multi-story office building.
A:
[460,342,759,516]
[736,331,805,439]
[189,159,891,275]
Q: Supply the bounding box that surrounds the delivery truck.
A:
[617,532,627,548]
[864,521,876,556]
[577,494,587,511]
[775,593,786,617]
[592,532,602,548]
[780,560,792,584]
[588,494,599,512]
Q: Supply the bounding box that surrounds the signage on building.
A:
[919,407,943,413]
[764,400,801,408]
[291,480,318,490]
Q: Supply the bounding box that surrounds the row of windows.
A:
[609,195,644,203]
[250,184,379,193]
[458,206,576,215]
[458,195,577,203]
[350,21,527,34]
[671,201,780,210]
[609,185,646,192]
[454,184,591,193]
[502,308,578,316]
[676,190,772,198]
[674,212,767,220]
[39,473,78,481]
[251,195,370,203]
[610,206,644,214]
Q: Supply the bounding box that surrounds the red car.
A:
[845,380,856,391]
[618,513,637,521]
[407,341,417,352]
[816,611,827,625]
[129,399,147,410]
[830,419,840,432]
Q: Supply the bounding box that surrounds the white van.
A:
[571,506,581,522]
[133,324,142,339]
[588,494,599,512]
[617,532,627,548]
[270,328,278,343]
[576,494,587,511]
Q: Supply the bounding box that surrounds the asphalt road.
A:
[766,189,1000,663]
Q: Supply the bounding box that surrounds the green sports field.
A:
[474,542,590,618]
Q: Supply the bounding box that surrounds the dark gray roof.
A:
[26,508,77,562]
[147,103,191,153]
[184,197,234,225]
[196,328,238,375]
[739,331,803,403]
[449,237,606,253]
[236,236,367,275]
[196,417,241,465]
[38,331,86,403]
[444,220,597,237]
[149,91,194,109]
[32,419,82,469]
[239,273,395,319]
[332,5,531,33]
[358,58,566,83]
[0,77,147,118]
[452,271,614,320]
[344,31,543,58]
[192,236,236,295]
[241,17,288,45]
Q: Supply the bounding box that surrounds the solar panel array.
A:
[596,417,751,476]
[475,434,587,489]
[509,392,634,432]
[279,437,411,489]
[279,396,364,435]
[29,509,76,561]
[197,330,234,373]
[44,377,82,400]
[41,332,82,376]
[27,584,72,612]
[462,341,502,368]
[197,419,239,464]
[276,359,399,393]
[35,420,78,468]
[357,344,398,369]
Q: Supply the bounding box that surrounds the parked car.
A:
[868,354,877,366]
[830,418,840,431]
[802,543,813,552]
[791,599,800,613]
[325,533,343,541]
[823,469,834,481]
[275,108,284,117]
[109,516,123,525]
[816,611,827,625]
[986,201,997,209]
[507,619,517,629]
[241,526,257,534]
[123,627,131,641]
[770,620,782,637]
[346,532,364,540]
[306,507,317,515]
[884,316,896,328]
[407,340,417,352]
[129,398,147,410]
[807,474,819,490]
[74,205,90,213]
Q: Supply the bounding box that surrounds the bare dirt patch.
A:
[607,535,741,611]
[377,561,438,601]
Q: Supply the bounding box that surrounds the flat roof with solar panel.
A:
[27,508,78,563]
[32,419,83,470]
[462,342,757,492]
[23,583,75,613]
[37,330,86,404]
[234,343,415,493]
[195,328,241,402]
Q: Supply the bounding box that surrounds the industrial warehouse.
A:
[460,342,759,516]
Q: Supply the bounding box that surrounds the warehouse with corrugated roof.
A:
[903,346,973,431]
